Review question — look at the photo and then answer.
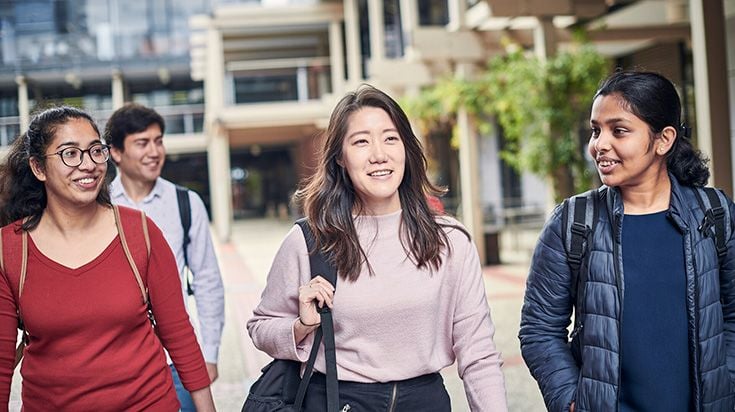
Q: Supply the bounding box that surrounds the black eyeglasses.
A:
[44,143,111,167]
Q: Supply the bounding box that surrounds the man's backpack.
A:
[0,205,153,367]
[176,185,194,296]
[561,185,731,360]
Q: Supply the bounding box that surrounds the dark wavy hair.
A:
[105,103,165,151]
[0,106,109,230]
[294,85,453,281]
[594,70,709,186]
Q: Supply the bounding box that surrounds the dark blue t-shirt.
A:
[620,211,691,412]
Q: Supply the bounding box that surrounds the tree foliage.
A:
[404,40,609,202]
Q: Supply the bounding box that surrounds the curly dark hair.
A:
[594,70,709,187]
[294,85,458,282]
[0,106,109,230]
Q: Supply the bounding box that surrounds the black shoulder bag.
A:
[242,218,339,412]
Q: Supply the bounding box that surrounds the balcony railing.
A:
[0,104,204,148]
[96,104,205,135]
[226,57,332,105]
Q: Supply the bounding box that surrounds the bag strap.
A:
[1,225,29,367]
[695,187,729,261]
[562,188,604,334]
[293,218,339,412]
[114,205,155,329]
[176,185,194,296]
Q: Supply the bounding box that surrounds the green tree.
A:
[405,40,608,202]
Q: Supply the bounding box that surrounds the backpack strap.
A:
[694,187,730,261]
[1,223,31,366]
[562,188,603,300]
[293,218,339,412]
[176,185,194,296]
[114,205,154,325]
[562,188,605,346]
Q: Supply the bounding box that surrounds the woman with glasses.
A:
[0,106,215,411]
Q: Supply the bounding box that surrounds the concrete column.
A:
[534,17,558,61]
[297,64,308,102]
[367,0,385,72]
[204,24,233,241]
[111,70,125,109]
[16,76,29,134]
[447,0,467,32]
[455,63,485,264]
[343,0,361,88]
[534,16,559,211]
[208,123,233,241]
[399,0,418,59]
[690,0,732,195]
[329,20,345,95]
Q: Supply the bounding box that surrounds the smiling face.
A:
[110,123,165,187]
[588,93,673,190]
[30,117,107,208]
[340,106,406,215]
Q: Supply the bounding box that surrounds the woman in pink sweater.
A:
[248,85,507,411]
[0,107,215,411]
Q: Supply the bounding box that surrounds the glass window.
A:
[418,0,448,26]
[233,73,299,104]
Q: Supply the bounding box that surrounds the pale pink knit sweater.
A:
[247,210,508,411]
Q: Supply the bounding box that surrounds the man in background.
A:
[106,103,225,411]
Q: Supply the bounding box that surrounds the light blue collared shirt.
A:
[111,175,225,363]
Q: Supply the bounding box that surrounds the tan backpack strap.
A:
[113,205,148,305]
[18,231,27,299]
[0,228,4,274]
[140,209,150,258]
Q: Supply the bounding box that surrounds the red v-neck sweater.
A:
[0,208,210,411]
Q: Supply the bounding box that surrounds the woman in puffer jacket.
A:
[520,70,735,412]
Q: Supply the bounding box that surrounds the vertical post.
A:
[297,64,308,102]
[534,17,557,61]
[447,0,467,31]
[329,20,345,95]
[111,70,125,109]
[343,0,361,88]
[690,0,732,195]
[204,24,233,241]
[455,63,485,264]
[367,0,385,76]
[16,76,29,134]
[533,16,559,212]
[399,0,417,59]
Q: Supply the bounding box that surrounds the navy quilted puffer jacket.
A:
[519,176,735,412]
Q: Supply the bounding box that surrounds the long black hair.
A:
[594,70,709,187]
[294,85,451,281]
[0,106,110,230]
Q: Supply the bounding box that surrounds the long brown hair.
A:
[294,85,455,281]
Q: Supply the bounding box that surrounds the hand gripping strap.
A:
[293,218,339,412]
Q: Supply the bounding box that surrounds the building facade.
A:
[190,0,733,264]
[0,0,733,262]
